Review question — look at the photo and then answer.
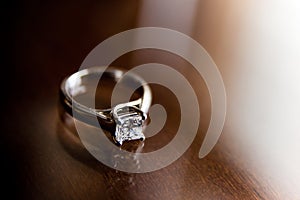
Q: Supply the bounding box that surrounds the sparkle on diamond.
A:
[115,113,145,145]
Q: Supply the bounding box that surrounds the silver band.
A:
[60,66,152,145]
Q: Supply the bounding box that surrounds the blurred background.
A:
[3,0,300,199]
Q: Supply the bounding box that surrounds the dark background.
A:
[2,1,140,198]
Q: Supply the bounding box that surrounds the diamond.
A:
[114,108,145,145]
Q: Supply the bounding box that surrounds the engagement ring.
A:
[60,67,152,145]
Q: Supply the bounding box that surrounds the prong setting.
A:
[112,105,146,145]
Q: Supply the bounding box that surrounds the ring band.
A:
[60,66,152,145]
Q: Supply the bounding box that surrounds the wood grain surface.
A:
[2,1,300,199]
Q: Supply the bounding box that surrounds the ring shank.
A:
[60,66,152,124]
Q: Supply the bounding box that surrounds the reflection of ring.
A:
[60,66,152,145]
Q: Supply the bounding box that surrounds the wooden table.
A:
[3,1,300,199]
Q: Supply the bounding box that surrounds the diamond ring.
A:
[60,66,152,145]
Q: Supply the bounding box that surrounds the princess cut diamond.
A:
[114,108,145,145]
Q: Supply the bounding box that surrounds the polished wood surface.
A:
[3,1,300,199]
